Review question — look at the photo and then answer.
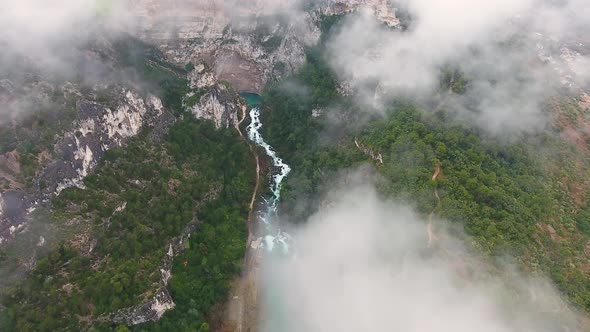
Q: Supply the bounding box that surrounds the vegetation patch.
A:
[0,118,255,331]
[261,25,590,312]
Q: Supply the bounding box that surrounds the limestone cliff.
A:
[130,0,322,93]
[0,89,171,245]
[185,64,244,128]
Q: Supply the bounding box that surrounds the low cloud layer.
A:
[0,0,133,66]
[326,0,590,134]
[261,175,587,331]
[0,0,137,124]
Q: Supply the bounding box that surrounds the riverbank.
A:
[217,97,292,331]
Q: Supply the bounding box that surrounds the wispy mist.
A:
[325,0,590,134]
[261,172,587,331]
[0,0,137,124]
[0,0,133,66]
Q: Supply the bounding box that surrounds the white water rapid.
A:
[246,107,292,254]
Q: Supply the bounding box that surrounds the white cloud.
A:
[325,0,590,134]
[0,0,133,56]
[261,176,586,331]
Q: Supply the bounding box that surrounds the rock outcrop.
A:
[0,89,171,245]
[128,0,402,130]
[320,0,400,27]
[42,90,162,195]
[106,185,220,326]
[109,288,176,326]
[0,151,23,190]
[130,0,322,93]
[354,137,383,164]
[185,64,245,128]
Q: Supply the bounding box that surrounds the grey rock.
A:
[0,89,172,246]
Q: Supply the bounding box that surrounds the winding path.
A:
[236,104,261,214]
[221,105,291,332]
[427,165,442,248]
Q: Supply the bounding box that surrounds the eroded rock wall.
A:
[0,90,171,245]
[185,64,244,128]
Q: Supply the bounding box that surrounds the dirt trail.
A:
[234,105,260,216]
[249,155,260,211]
[222,233,262,332]
[235,105,247,139]
[237,105,247,131]
[432,164,441,181]
[219,106,262,332]
[222,163,263,332]
[427,165,442,248]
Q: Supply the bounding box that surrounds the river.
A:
[246,106,292,254]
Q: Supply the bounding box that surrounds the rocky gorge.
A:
[3,0,590,330]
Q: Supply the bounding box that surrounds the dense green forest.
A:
[0,34,255,331]
[1,40,254,326]
[0,117,255,331]
[260,24,590,311]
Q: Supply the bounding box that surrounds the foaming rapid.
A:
[246,107,292,254]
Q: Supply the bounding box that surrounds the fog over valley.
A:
[0,1,589,331]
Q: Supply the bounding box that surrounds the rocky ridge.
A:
[185,63,245,129]
[0,89,171,246]
[136,0,401,127]
[0,0,405,326]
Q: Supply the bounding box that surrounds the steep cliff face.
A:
[0,22,189,247]
[131,0,322,93]
[126,0,402,131]
[0,89,171,245]
[536,34,590,111]
[0,151,22,190]
[130,0,402,97]
[185,64,244,128]
[320,0,400,27]
[0,1,406,327]
[45,90,162,195]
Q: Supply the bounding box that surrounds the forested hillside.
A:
[260,22,590,312]
[0,34,256,330]
[0,117,255,331]
[1,5,589,331]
